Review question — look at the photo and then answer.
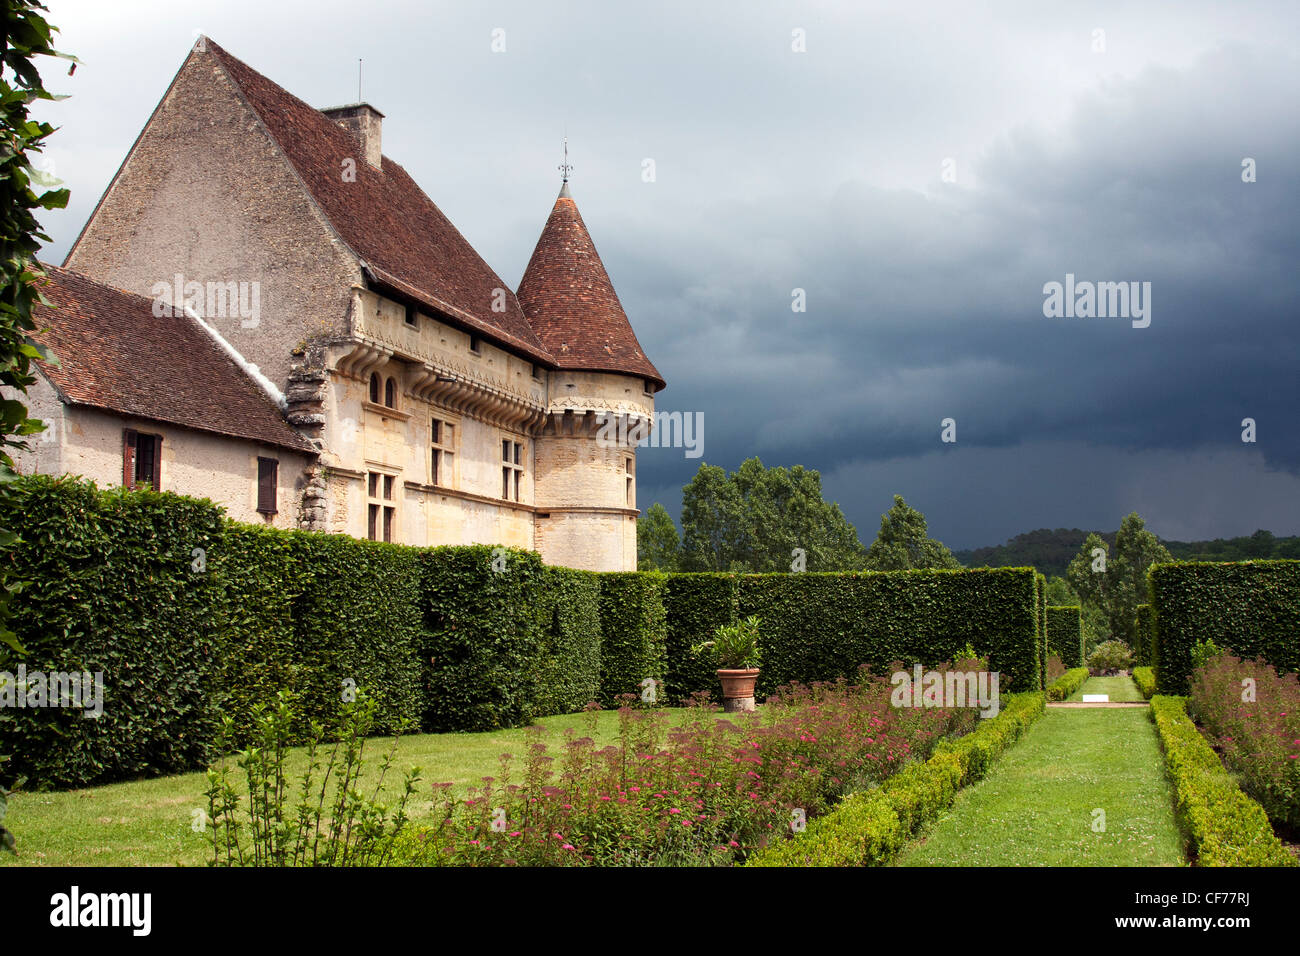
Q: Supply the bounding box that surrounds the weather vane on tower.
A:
[558,137,573,183]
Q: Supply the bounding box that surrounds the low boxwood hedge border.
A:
[1045,667,1089,702]
[1132,667,1157,700]
[1147,696,1294,867]
[745,692,1045,866]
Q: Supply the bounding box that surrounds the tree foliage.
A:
[1067,514,1170,649]
[862,495,960,571]
[679,458,866,572]
[636,502,680,571]
[0,1,77,662]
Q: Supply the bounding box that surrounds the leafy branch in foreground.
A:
[203,689,421,867]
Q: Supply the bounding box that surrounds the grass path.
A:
[0,707,707,868]
[896,704,1185,866]
[1068,675,1145,703]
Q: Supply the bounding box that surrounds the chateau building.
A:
[19,38,664,572]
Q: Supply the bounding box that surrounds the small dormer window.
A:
[404,305,417,327]
[470,335,481,355]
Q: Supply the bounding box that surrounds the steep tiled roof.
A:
[31,264,315,454]
[205,40,552,365]
[517,184,664,389]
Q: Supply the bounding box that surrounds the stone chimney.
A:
[321,103,384,170]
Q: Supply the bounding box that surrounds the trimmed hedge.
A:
[0,476,226,789]
[1149,561,1300,694]
[1148,696,1294,867]
[737,568,1041,695]
[746,692,1045,866]
[290,532,422,738]
[533,566,602,716]
[1132,667,1157,699]
[1046,605,1083,669]
[0,477,1047,789]
[662,573,737,705]
[1134,604,1154,667]
[597,572,667,706]
[1046,667,1089,702]
[420,546,545,732]
[1035,573,1048,693]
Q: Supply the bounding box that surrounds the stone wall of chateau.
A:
[10,376,313,528]
[315,289,542,550]
[63,46,361,392]
[532,370,652,571]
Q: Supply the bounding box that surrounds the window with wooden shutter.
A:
[124,430,162,490]
[123,429,137,488]
[149,434,162,490]
[257,457,278,514]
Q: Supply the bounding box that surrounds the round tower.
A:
[518,178,665,571]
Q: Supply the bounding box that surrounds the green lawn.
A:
[895,708,1185,866]
[1068,675,1145,702]
[1,707,713,867]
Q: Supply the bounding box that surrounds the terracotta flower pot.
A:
[717,667,760,713]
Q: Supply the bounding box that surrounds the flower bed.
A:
[391,662,988,866]
[745,691,1045,866]
[1188,651,1300,829]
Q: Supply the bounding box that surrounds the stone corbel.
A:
[408,363,441,402]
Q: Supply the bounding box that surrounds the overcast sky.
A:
[33,0,1300,550]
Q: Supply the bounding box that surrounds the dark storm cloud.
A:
[33,0,1300,548]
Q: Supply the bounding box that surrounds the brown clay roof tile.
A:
[517,184,664,389]
[205,40,552,364]
[31,264,316,454]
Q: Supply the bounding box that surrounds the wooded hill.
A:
[954,528,1300,577]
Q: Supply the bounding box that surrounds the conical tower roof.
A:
[518,183,664,390]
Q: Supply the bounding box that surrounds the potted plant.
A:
[692,616,763,712]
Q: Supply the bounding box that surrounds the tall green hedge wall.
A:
[735,568,1041,695]
[597,572,667,706]
[0,477,1044,788]
[662,573,738,705]
[533,565,602,716]
[1035,573,1048,690]
[1148,560,1300,694]
[419,546,545,732]
[1046,605,1084,668]
[0,477,226,789]
[1133,604,1154,667]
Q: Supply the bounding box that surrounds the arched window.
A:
[384,377,397,408]
[368,372,380,404]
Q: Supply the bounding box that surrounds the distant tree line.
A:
[954,527,1299,578]
[637,458,958,574]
